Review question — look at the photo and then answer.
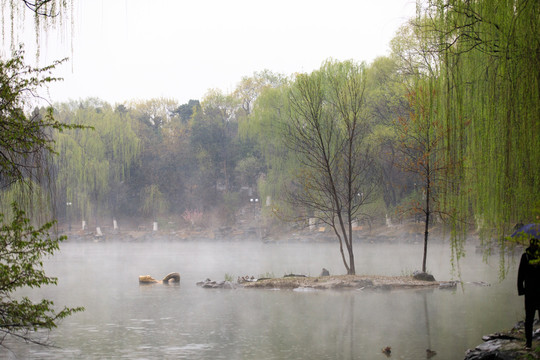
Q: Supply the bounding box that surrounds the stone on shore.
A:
[413,270,436,282]
[463,323,540,360]
[196,278,238,289]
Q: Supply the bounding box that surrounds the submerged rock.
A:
[468,281,491,287]
[439,281,459,289]
[196,278,238,289]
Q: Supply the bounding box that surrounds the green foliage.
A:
[0,48,80,188]
[234,69,287,116]
[172,99,200,122]
[0,203,83,345]
[243,84,295,220]
[420,0,540,242]
[235,156,263,188]
[0,180,50,224]
[0,0,81,350]
[221,191,241,224]
[140,184,167,220]
[48,92,265,223]
[364,56,411,210]
[53,101,140,222]
[127,98,195,215]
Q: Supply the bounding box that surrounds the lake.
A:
[1,239,524,359]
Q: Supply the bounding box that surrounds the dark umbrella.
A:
[511,223,540,238]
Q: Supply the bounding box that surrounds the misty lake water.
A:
[2,239,524,360]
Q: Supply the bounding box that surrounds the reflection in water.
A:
[423,291,432,350]
[348,295,354,360]
[0,241,524,359]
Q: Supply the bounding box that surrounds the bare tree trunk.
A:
[348,242,355,275]
[347,220,355,275]
[422,212,429,273]
[335,231,351,274]
[422,178,430,273]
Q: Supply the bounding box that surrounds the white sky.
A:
[10,0,417,105]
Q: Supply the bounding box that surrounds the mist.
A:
[2,240,522,360]
[0,0,536,358]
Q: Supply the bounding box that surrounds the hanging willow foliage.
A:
[0,1,75,221]
[53,103,140,224]
[420,0,540,243]
[1,0,74,56]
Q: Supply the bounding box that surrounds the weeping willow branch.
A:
[417,0,540,250]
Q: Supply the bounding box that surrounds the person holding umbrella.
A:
[516,223,540,350]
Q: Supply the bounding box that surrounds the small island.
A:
[242,274,452,290]
[197,273,458,291]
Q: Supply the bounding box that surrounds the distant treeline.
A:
[2,1,537,242]
[39,58,413,231]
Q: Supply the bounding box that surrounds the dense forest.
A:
[1,1,538,248]
[20,63,406,235]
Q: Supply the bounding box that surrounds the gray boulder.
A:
[413,271,436,282]
[197,278,237,289]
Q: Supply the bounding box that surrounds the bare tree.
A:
[395,85,449,273]
[282,60,375,275]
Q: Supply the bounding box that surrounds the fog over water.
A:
[2,240,523,359]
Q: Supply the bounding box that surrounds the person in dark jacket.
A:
[518,238,540,349]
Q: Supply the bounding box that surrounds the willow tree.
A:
[241,80,298,227]
[282,60,375,275]
[364,56,411,211]
[0,1,82,347]
[54,101,140,230]
[419,0,540,243]
[1,0,74,61]
[234,70,287,116]
[140,184,167,229]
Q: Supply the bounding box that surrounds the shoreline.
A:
[61,222,482,245]
[464,323,540,359]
